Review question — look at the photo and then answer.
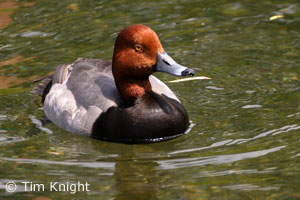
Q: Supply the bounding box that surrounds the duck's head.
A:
[112,24,194,104]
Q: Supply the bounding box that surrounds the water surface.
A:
[0,0,300,199]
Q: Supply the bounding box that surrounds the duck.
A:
[32,24,195,143]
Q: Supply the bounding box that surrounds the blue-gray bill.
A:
[154,52,195,76]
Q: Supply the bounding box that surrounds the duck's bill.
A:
[154,52,195,77]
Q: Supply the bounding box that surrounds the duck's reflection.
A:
[51,131,174,199]
[94,142,164,200]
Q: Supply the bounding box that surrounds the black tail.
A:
[31,75,53,103]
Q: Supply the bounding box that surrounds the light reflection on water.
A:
[170,124,300,155]
[223,184,279,191]
[0,157,115,170]
[158,146,285,169]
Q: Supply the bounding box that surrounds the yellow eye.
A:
[135,45,143,52]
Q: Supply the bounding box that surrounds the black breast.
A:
[91,91,190,143]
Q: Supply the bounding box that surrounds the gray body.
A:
[43,58,179,135]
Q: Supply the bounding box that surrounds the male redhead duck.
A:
[33,24,195,143]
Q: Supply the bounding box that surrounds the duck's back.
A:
[65,58,122,110]
[42,58,120,135]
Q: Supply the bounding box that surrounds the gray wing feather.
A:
[52,64,71,84]
[65,58,123,110]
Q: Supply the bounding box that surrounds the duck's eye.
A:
[135,44,143,52]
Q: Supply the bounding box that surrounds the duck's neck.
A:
[115,76,152,105]
[112,51,153,105]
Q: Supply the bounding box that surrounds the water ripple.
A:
[157,146,285,169]
[223,184,278,191]
[170,124,300,155]
[241,104,262,109]
[29,115,53,134]
[196,168,275,178]
[227,124,300,145]
[0,157,115,170]
[170,139,233,155]
[0,135,25,146]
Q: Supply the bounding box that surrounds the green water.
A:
[1,0,300,199]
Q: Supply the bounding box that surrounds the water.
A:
[0,0,300,199]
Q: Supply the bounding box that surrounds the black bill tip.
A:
[181,68,195,76]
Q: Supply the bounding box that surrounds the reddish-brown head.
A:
[112,24,164,104]
[112,24,195,104]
